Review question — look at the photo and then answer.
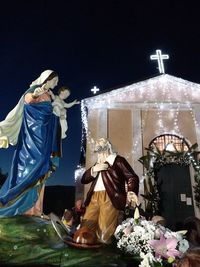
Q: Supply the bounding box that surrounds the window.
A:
[149,134,190,152]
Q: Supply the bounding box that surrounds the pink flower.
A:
[123,225,132,235]
[149,233,181,259]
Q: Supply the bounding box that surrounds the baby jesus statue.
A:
[49,86,80,139]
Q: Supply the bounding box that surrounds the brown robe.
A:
[81,155,139,211]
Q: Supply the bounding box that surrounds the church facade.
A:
[79,74,200,221]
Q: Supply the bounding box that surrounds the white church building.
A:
[77,73,200,227]
[76,51,200,228]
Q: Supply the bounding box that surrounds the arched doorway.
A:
[149,134,195,230]
[149,134,190,153]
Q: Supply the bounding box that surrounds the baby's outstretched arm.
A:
[64,99,80,108]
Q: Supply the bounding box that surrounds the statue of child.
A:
[49,86,80,139]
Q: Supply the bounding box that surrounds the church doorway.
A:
[149,134,195,230]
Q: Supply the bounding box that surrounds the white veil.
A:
[0,70,54,148]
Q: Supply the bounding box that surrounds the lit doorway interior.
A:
[149,134,195,230]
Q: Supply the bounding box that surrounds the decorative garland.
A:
[139,143,200,215]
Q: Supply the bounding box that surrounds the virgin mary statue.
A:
[0,70,61,217]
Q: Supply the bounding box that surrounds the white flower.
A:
[134,207,140,220]
[139,252,155,267]
[114,216,188,266]
[134,225,146,235]
[178,239,189,253]
[126,244,135,253]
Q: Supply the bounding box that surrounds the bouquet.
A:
[114,208,189,267]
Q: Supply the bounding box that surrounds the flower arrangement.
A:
[114,208,189,267]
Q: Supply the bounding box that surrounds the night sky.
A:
[0,0,200,186]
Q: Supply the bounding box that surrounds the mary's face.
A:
[46,76,59,90]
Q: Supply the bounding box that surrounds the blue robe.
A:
[0,100,60,216]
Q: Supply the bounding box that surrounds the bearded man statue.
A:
[74,137,139,245]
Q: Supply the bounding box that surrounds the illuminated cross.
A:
[150,49,169,74]
[91,86,100,94]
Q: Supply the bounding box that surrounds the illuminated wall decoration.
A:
[78,74,200,216]
[81,74,200,155]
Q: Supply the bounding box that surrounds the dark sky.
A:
[0,0,200,185]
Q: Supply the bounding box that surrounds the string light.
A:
[74,165,85,182]
[80,74,200,164]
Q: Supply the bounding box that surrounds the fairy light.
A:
[171,102,181,135]
[83,74,200,108]
[74,165,85,182]
[79,74,200,212]
[81,100,88,135]
[80,100,95,153]
[81,74,200,163]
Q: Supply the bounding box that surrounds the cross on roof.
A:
[91,86,100,94]
[150,49,169,74]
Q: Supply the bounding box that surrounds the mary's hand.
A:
[0,136,9,149]
[32,84,48,97]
